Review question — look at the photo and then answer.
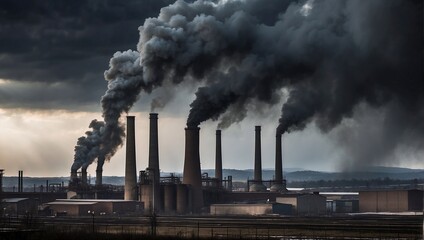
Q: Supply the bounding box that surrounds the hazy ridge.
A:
[2,166,423,188]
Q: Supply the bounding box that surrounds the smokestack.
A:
[215,130,222,186]
[182,126,203,212]
[125,116,138,201]
[249,126,266,192]
[18,170,24,192]
[148,113,160,212]
[95,169,102,186]
[0,169,3,193]
[270,131,286,192]
[254,126,262,181]
[18,171,21,192]
[70,170,78,184]
[81,166,88,185]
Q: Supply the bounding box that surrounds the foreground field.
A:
[0,214,422,239]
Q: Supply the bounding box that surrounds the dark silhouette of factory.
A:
[68,113,289,214]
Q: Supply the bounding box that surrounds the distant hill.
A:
[1,166,423,188]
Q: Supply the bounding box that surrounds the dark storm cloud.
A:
[0,0,175,109]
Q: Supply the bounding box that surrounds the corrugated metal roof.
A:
[2,198,29,203]
[46,201,97,205]
[56,199,137,203]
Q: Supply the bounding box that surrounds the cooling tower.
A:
[270,131,286,192]
[125,116,138,200]
[249,126,266,192]
[182,126,203,212]
[148,113,160,212]
[215,129,222,186]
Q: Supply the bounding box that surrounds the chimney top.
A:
[185,126,200,130]
[149,113,158,118]
[127,115,135,119]
[255,125,261,131]
[216,129,221,135]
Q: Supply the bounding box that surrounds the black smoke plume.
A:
[72,0,423,172]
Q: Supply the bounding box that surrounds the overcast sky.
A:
[0,0,423,177]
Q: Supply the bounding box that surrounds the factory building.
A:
[46,199,140,216]
[210,203,292,216]
[64,113,421,217]
[1,198,38,216]
[359,189,423,212]
[276,193,327,215]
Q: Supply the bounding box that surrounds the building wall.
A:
[1,199,38,216]
[408,190,423,211]
[359,191,377,212]
[275,197,297,210]
[359,190,423,212]
[112,201,138,214]
[297,195,326,215]
[276,195,326,215]
[210,204,273,216]
[333,200,359,213]
[140,184,153,213]
[223,192,282,203]
[49,205,81,216]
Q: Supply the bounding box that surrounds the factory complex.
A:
[0,114,423,217]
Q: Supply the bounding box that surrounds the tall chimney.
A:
[0,169,4,193]
[70,170,78,184]
[18,171,21,192]
[95,169,102,186]
[249,126,266,192]
[18,170,23,192]
[148,113,160,212]
[270,131,286,192]
[81,165,88,185]
[182,126,203,212]
[215,130,222,187]
[125,116,138,200]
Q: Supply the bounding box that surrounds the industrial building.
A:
[45,199,140,216]
[210,203,292,216]
[276,193,327,215]
[359,189,423,212]
[1,198,38,216]
[2,112,421,218]
[65,113,347,216]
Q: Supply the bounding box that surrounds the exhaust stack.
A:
[215,130,222,187]
[0,169,4,193]
[148,113,160,212]
[18,170,23,192]
[270,131,286,192]
[81,165,88,185]
[182,126,203,212]
[95,169,102,186]
[125,116,138,200]
[249,126,266,192]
